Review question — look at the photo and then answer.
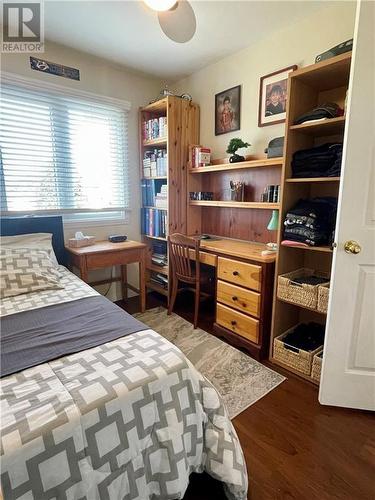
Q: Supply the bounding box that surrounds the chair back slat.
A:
[168,233,200,284]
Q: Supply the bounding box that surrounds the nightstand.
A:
[66,240,147,312]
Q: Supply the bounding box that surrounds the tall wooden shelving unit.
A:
[139,96,199,298]
[270,52,352,384]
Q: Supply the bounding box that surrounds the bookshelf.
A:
[139,96,199,298]
[270,52,352,385]
[187,155,283,242]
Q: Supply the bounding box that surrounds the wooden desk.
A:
[66,240,147,312]
[189,237,276,360]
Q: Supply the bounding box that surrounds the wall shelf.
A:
[189,200,280,209]
[286,177,340,183]
[289,116,346,136]
[188,157,283,174]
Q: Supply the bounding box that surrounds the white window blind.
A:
[0,74,130,216]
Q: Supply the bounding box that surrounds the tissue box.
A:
[68,236,96,248]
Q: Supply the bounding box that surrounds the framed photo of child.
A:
[258,65,297,127]
[215,85,241,135]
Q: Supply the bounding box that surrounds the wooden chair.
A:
[168,233,209,329]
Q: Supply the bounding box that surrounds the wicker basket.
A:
[317,283,330,313]
[277,268,330,310]
[311,349,323,383]
[274,325,323,375]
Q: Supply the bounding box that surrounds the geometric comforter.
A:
[0,269,248,499]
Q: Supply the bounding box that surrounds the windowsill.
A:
[63,218,129,228]
[63,213,130,229]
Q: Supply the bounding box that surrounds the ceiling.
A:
[44,1,331,81]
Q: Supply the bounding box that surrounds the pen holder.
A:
[230,182,244,202]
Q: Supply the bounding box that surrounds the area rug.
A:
[134,306,285,419]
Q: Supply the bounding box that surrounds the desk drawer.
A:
[188,249,217,267]
[218,257,262,291]
[217,280,261,317]
[86,249,140,269]
[216,303,259,343]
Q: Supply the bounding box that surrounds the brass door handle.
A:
[344,240,361,254]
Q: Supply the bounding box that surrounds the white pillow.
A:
[0,233,59,267]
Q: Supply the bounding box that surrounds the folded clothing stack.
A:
[294,102,343,125]
[283,197,337,247]
[283,322,325,352]
[291,143,343,178]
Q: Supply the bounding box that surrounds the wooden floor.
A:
[120,292,375,500]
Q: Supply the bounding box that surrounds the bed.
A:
[0,216,248,500]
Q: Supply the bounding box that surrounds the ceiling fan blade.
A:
[158,1,196,43]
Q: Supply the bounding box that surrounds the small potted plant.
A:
[226,138,251,163]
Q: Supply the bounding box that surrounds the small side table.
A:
[66,240,147,312]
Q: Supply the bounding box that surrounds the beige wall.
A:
[1,41,162,299]
[173,2,356,160]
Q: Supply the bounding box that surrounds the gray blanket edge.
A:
[1,296,147,377]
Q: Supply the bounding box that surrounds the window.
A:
[0,74,130,223]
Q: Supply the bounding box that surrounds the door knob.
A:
[344,240,361,254]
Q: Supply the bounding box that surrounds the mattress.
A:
[0,268,248,499]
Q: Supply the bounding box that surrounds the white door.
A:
[319,0,375,411]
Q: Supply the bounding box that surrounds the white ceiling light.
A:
[144,0,197,43]
[144,0,177,12]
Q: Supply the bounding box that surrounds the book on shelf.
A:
[151,255,168,267]
[150,271,168,289]
[143,149,167,178]
[142,117,167,141]
[141,180,167,207]
[155,184,168,209]
[152,241,167,255]
[189,145,211,168]
[141,208,168,238]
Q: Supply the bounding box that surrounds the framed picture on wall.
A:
[215,85,241,135]
[258,65,297,127]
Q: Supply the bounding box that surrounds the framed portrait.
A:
[258,65,297,127]
[215,85,241,136]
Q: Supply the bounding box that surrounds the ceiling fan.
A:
[144,0,196,43]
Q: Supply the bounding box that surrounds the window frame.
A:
[0,72,131,225]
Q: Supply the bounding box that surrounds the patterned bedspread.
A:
[0,271,248,499]
[0,266,98,317]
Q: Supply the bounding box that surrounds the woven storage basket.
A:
[317,283,330,314]
[277,268,330,310]
[311,349,323,383]
[274,325,323,375]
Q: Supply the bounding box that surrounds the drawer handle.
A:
[231,320,237,326]
[232,296,238,301]
[232,271,239,276]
